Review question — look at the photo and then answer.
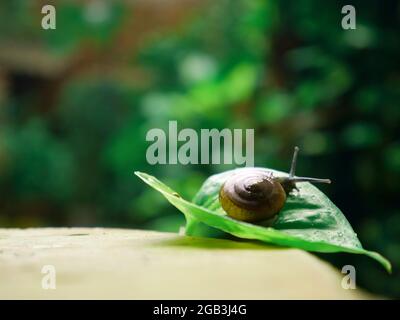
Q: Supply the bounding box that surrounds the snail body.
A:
[219,147,331,222]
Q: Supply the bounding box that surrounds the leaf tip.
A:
[365,250,392,274]
[134,171,146,179]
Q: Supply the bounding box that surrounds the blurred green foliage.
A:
[0,0,399,296]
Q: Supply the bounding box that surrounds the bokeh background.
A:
[0,0,399,297]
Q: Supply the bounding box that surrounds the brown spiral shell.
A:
[219,170,286,222]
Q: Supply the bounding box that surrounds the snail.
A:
[219,147,331,222]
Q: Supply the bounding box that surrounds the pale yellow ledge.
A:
[0,228,372,299]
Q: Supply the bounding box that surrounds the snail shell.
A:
[219,170,286,222]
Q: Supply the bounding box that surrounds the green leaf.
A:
[135,170,391,272]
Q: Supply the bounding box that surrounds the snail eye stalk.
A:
[289,146,299,178]
[278,146,331,192]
